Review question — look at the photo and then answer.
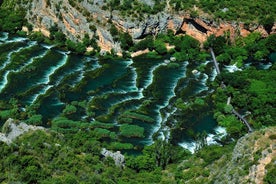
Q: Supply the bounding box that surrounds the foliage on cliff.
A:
[0,122,275,183]
[1,0,275,54]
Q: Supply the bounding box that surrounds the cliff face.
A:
[212,127,276,184]
[178,127,276,184]
[3,0,275,52]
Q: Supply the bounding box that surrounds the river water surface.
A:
[0,32,234,151]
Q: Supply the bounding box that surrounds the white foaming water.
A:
[72,59,102,87]
[202,73,209,83]
[49,53,71,85]
[16,50,48,73]
[209,67,218,81]
[94,66,143,111]
[162,107,177,124]
[0,71,10,92]
[0,32,9,41]
[193,70,201,78]
[201,73,208,83]
[179,126,227,154]
[259,62,272,70]
[214,126,227,136]
[202,60,211,65]
[0,46,29,71]
[106,92,144,113]
[6,37,28,43]
[40,43,56,50]
[0,40,37,70]
[143,63,165,90]
[124,59,133,67]
[88,60,138,102]
[0,42,39,92]
[128,66,139,92]
[27,53,68,104]
[149,61,188,144]
[196,73,209,94]
[52,101,65,106]
[29,85,53,104]
[178,141,197,153]
[40,54,68,84]
[224,63,242,73]
[206,126,227,145]
[157,108,177,141]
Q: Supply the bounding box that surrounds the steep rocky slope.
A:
[212,127,276,183]
[175,127,276,183]
[1,0,275,52]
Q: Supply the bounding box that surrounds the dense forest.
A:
[0,0,276,183]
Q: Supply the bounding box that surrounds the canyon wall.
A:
[6,0,275,52]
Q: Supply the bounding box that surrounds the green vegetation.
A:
[0,8,26,33]
[169,0,276,23]
[118,111,155,124]
[0,0,276,183]
[3,127,273,183]
[213,66,276,131]
[264,158,276,184]
[119,124,144,138]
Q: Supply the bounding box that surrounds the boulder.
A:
[0,118,44,145]
[101,148,125,167]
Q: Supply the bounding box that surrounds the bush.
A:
[154,40,167,55]
[26,114,43,126]
[62,104,77,115]
[133,36,154,51]
[119,124,144,138]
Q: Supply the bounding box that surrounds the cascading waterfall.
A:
[0,32,9,42]
[149,61,188,143]
[0,33,228,150]
[0,41,37,92]
[28,52,69,104]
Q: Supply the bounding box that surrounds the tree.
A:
[82,33,91,47]
[204,35,227,55]
[54,31,66,44]
[26,114,43,125]
[66,40,86,54]
[120,32,133,50]
[133,36,154,51]
[62,104,77,115]
[265,34,276,52]
[154,40,167,55]
[261,16,274,33]
[0,9,26,33]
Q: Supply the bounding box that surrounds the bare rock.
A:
[0,118,44,145]
[101,148,125,167]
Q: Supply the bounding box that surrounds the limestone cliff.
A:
[210,127,275,184]
[2,0,275,52]
[177,127,276,184]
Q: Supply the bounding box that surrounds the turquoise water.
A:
[0,32,220,148]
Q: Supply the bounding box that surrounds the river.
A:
[6,32,271,152]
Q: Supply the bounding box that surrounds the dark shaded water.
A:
[0,32,228,149]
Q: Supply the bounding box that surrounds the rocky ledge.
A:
[101,148,125,167]
[0,118,45,145]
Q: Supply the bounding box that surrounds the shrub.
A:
[119,124,144,138]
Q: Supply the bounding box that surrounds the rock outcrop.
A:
[0,118,44,144]
[3,0,274,52]
[212,127,276,184]
[101,148,125,167]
